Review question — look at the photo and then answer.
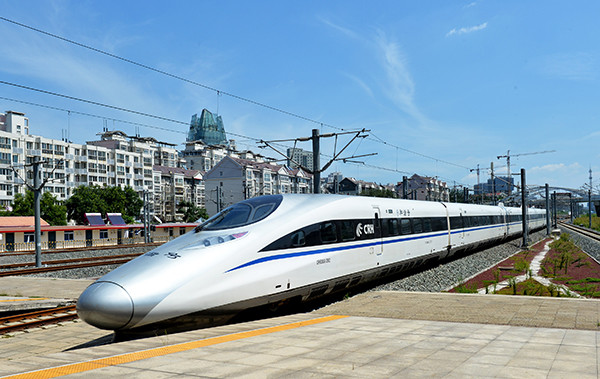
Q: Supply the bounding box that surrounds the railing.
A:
[0,235,179,253]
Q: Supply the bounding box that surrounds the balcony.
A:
[26,149,41,156]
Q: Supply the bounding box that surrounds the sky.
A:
[0,1,599,193]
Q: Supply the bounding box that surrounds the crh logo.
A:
[356,223,375,237]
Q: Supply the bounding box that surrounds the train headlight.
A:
[200,232,248,247]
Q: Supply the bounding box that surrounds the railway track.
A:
[0,252,143,270]
[558,221,600,242]
[0,305,78,334]
[0,256,137,277]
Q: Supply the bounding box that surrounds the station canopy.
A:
[84,213,105,226]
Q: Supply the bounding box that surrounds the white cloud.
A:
[374,31,429,125]
[539,52,597,81]
[317,16,361,41]
[529,162,581,173]
[446,22,488,37]
[342,72,374,98]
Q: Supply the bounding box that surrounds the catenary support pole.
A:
[589,168,593,229]
[33,157,42,268]
[312,129,320,194]
[552,191,557,228]
[520,169,528,247]
[491,162,496,205]
[545,183,551,236]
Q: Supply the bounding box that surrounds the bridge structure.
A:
[500,185,598,219]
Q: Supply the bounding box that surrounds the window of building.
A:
[64,231,74,241]
[99,230,108,239]
[24,232,34,243]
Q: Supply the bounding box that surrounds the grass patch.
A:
[495,278,566,297]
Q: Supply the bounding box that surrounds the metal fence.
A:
[0,235,176,253]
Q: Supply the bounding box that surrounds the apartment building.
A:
[0,111,203,222]
[395,174,450,202]
[203,156,312,215]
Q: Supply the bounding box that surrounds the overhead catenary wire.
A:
[0,16,471,172]
[0,92,463,186]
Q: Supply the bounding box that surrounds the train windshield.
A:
[197,195,283,231]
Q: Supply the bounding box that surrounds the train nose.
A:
[77,281,134,330]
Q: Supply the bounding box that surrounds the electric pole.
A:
[10,157,63,268]
[260,128,373,195]
[589,167,593,229]
[469,164,480,204]
[545,183,550,235]
[33,157,42,267]
[312,129,320,193]
[520,168,528,247]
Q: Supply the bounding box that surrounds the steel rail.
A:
[558,222,600,242]
[0,252,143,270]
[0,258,133,277]
[0,305,78,334]
[0,242,161,257]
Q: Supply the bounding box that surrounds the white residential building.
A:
[0,111,202,222]
[204,156,312,216]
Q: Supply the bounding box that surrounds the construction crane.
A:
[497,150,556,195]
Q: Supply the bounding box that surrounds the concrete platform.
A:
[0,277,92,313]
[0,279,599,378]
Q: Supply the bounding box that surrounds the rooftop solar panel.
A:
[107,213,127,226]
[85,213,105,226]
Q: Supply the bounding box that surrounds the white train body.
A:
[77,194,546,331]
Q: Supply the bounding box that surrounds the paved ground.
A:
[314,291,600,331]
[1,278,599,378]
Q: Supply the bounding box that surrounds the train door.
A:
[372,206,383,256]
[48,231,56,250]
[456,209,466,247]
[5,233,14,251]
[85,230,93,247]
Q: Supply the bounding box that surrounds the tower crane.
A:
[497,150,556,195]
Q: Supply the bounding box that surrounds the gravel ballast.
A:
[373,229,550,293]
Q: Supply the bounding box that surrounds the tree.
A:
[178,200,209,223]
[10,190,67,225]
[66,185,143,225]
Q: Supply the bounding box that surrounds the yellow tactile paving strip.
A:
[3,315,347,379]
[0,298,50,302]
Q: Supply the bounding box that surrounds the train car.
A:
[77,194,546,332]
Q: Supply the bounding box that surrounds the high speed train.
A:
[77,194,546,332]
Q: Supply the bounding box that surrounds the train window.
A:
[291,230,305,247]
[199,195,283,231]
[413,219,423,234]
[400,219,412,235]
[422,218,432,233]
[340,220,355,241]
[304,224,321,246]
[462,216,471,228]
[320,222,337,244]
[388,219,400,236]
[431,217,447,231]
[450,217,462,229]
